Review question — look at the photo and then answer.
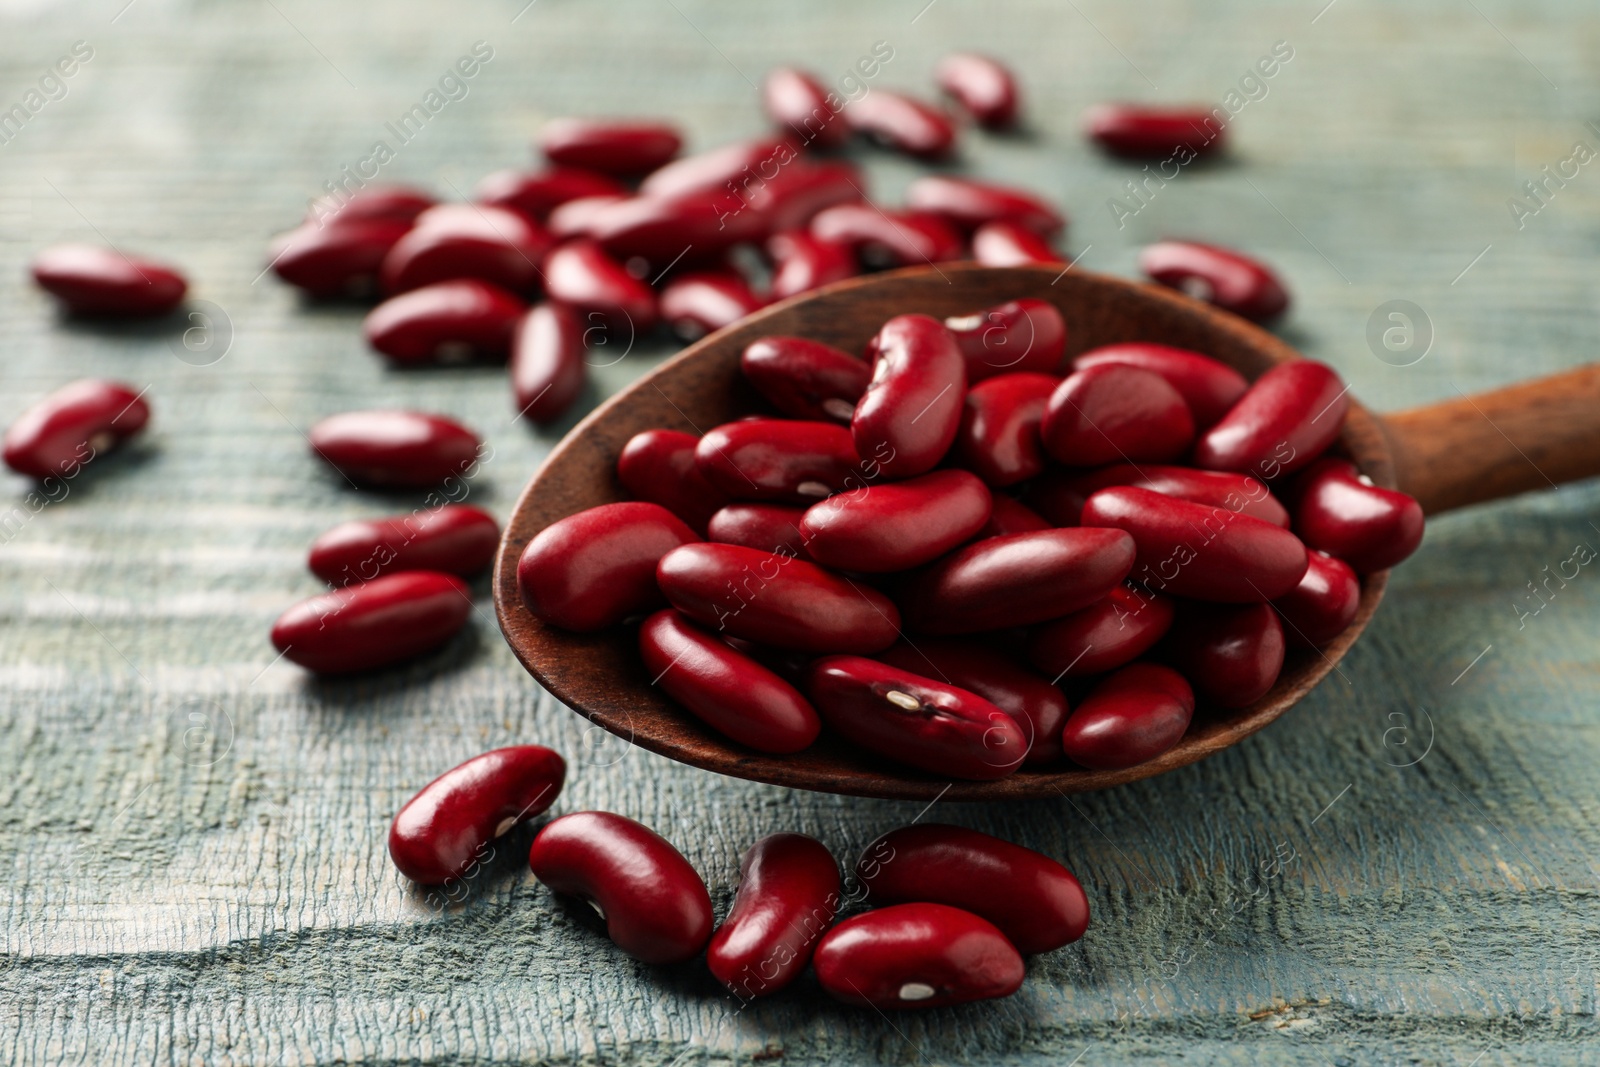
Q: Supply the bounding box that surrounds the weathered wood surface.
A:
[2,1,1598,1064]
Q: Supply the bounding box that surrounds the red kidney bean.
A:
[1061,662,1194,769]
[954,372,1058,487]
[517,502,698,632]
[269,219,412,298]
[1140,240,1289,322]
[1193,360,1348,479]
[767,230,858,299]
[379,204,553,295]
[31,244,187,317]
[474,167,627,222]
[977,493,1052,540]
[543,238,659,335]
[1291,458,1425,573]
[270,570,472,674]
[844,90,957,159]
[708,832,841,998]
[539,118,683,176]
[1041,364,1195,466]
[877,639,1067,764]
[1072,342,1249,429]
[1046,464,1290,527]
[706,503,811,559]
[309,504,499,585]
[509,302,587,424]
[657,543,900,653]
[898,527,1136,634]
[1083,103,1226,159]
[800,469,992,573]
[659,271,764,341]
[545,194,628,240]
[363,279,526,365]
[814,903,1024,1008]
[905,176,1061,236]
[527,811,712,964]
[934,53,1020,129]
[809,204,964,268]
[1080,486,1308,602]
[3,379,150,481]
[972,221,1064,267]
[1274,549,1360,648]
[694,418,860,503]
[808,656,1028,778]
[640,610,821,752]
[747,159,864,234]
[741,336,870,423]
[307,410,480,489]
[388,745,566,884]
[763,68,848,148]
[1164,601,1285,708]
[640,135,796,200]
[856,824,1087,953]
[943,298,1068,381]
[617,429,730,535]
[1027,584,1176,680]
[853,314,966,479]
[591,193,763,270]
[307,185,435,225]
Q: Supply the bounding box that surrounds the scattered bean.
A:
[1139,240,1289,322]
[308,504,499,585]
[708,832,841,998]
[539,118,683,176]
[934,53,1020,129]
[510,302,588,424]
[813,903,1025,1008]
[3,379,150,481]
[363,279,526,365]
[379,203,552,295]
[31,244,186,317]
[270,570,472,674]
[308,410,481,489]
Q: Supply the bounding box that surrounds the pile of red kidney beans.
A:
[4,54,1427,1009]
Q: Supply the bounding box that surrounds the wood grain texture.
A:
[2,1,1599,1064]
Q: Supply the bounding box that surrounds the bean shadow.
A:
[396,820,543,917]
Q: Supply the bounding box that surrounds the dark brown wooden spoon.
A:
[492,263,1600,801]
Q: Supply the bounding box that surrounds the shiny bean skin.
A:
[1274,550,1361,648]
[740,336,870,423]
[877,639,1068,764]
[640,610,821,753]
[307,185,435,225]
[934,53,1020,129]
[852,314,966,479]
[527,811,713,964]
[695,418,861,503]
[268,219,412,298]
[363,279,526,365]
[659,271,764,341]
[856,824,1088,953]
[1163,602,1286,708]
[539,118,683,176]
[1140,240,1289,323]
[1047,464,1290,527]
[379,204,553,295]
[657,543,900,654]
[1192,360,1348,478]
[799,469,992,573]
[813,903,1025,1009]
[906,176,1062,237]
[510,302,587,424]
[807,656,1029,779]
[31,244,187,317]
[617,430,730,535]
[308,410,481,489]
[708,833,841,998]
[1080,487,1308,602]
[474,166,627,222]
[308,504,500,585]
[1061,663,1195,769]
[3,379,150,481]
[388,745,566,885]
[972,221,1064,267]
[639,136,797,200]
[1041,364,1195,466]
[1072,342,1249,429]
[591,193,764,270]
[810,205,965,268]
[517,502,698,632]
[977,493,1052,540]
[1291,458,1425,573]
[954,372,1058,487]
[1027,584,1176,679]
[746,159,864,233]
[1082,103,1226,159]
[542,239,659,335]
[270,570,473,674]
[706,503,811,559]
[844,90,957,159]
[767,230,858,300]
[545,194,627,240]
[943,299,1068,382]
[898,528,1136,634]
[762,68,849,148]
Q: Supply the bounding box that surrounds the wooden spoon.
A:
[492,264,1600,800]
